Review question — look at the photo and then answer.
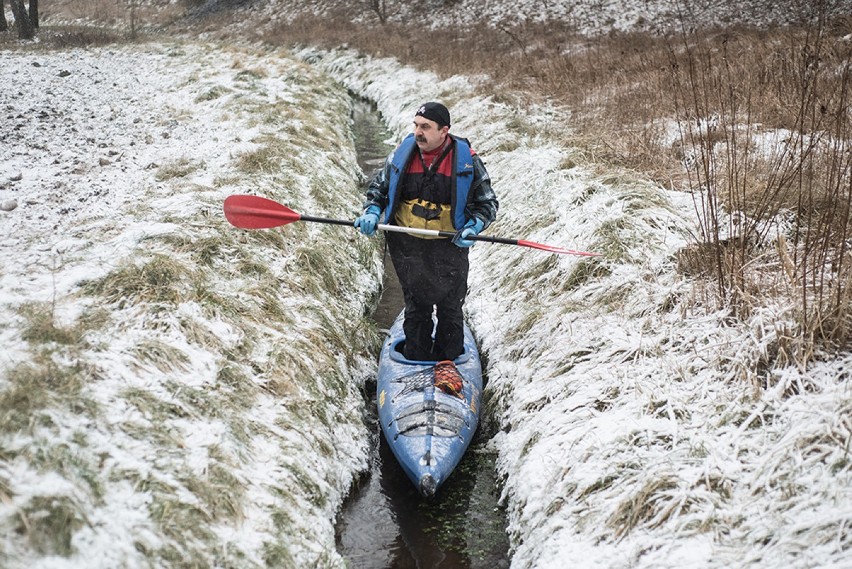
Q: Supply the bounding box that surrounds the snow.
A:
[1,43,380,568]
[2,3,851,569]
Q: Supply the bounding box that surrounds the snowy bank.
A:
[303,48,852,569]
[0,42,382,568]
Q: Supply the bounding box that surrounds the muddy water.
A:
[335,99,510,568]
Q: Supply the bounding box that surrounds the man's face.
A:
[413,116,448,152]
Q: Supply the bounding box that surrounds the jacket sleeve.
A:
[362,151,393,213]
[466,154,499,230]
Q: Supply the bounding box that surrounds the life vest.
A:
[385,134,475,235]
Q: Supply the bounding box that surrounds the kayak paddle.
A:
[223,194,600,257]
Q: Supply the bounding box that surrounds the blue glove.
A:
[354,206,381,236]
[452,217,484,248]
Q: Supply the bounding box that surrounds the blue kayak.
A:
[377,312,483,497]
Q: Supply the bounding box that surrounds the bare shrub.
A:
[41,0,183,34]
[668,10,852,361]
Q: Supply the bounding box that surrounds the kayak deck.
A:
[377,313,483,497]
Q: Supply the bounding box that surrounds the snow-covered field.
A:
[0,43,383,567]
[1,7,851,569]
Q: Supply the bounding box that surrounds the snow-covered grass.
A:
[0,42,383,567]
[304,48,852,568]
[2,7,851,569]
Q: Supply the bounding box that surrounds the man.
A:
[354,102,498,361]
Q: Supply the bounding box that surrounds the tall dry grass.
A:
[259,8,852,364]
[667,11,852,365]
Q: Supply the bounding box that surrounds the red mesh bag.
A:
[434,360,464,397]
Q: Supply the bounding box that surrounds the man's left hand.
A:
[452,218,484,248]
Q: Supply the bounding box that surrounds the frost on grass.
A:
[0,44,383,568]
[311,49,852,569]
[2,32,849,569]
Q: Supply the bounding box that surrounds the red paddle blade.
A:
[223,195,302,229]
[517,239,601,257]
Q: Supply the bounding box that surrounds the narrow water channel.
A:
[335,98,510,569]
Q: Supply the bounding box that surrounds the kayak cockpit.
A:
[389,337,473,366]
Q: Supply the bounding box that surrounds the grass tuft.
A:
[560,258,612,294]
[194,85,232,102]
[0,358,95,434]
[81,255,193,308]
[155,157,204,181]
[607,475,679,539]
[132,339,191,373]
[263,541,296,567]
[182,457,246,523]
[16,495,86,556]
[17,302,86,347]
[235,136,292,174]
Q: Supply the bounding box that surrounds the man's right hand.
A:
[354,206,381,236]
